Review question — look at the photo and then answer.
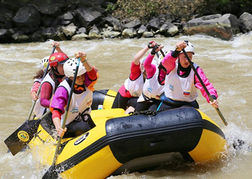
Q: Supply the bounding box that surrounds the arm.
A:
[52,41,63,53]
[132,46,149,65]
[75,51,93,72]
[75,51,98,91]
[195,67,218,103]
[40,82,53,107]
[50,86,69,114]
[50,86,69,137]
[118,85,132,98]
[130,42,156,80]
[129,62,141,80]
[30,81,40,100]
[52,109,67,137]
[87,67,98,81]
[52,110,67,137]
[85,67,98,91]
[161,51,177,74]
[144,54,156,78]
[52,115,66,137]
[162,41,187,74]
[144,44,164,78]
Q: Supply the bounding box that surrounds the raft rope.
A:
[129,109,163,116]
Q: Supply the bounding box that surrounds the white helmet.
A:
[40,56,50,71]
[181,40,194,54]
[63,58,86,77]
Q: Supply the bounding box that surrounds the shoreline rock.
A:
[183,14,240,40]
[0,1,252,43]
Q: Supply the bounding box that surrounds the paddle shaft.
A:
[5,43,56,155]
[27,46,56,120]
[52,58,81,165]
[160,49,165,57]
[156,49,166,111]
[4,110,52,155]
[182,49,228,126]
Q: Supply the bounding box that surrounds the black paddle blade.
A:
[42,165,59,179]
[4,119,41,156]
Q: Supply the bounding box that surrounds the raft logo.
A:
[50,56,56,61]
[17,131,29,142]
[74,132,89,145]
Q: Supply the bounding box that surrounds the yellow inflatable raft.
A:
[28,90,227,179]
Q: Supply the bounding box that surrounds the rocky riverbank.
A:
[0,0,252,43]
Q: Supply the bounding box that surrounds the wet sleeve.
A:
[31,81,40,93]
[118,84,132,98]
[50,86,69,114]
[129,62,141,80]
[161,51,177,74]
[195,67,218,103]
[86,68,97,81]
[52,109,62,120]
[85,68,98,91]
[144,54,156,78]
[40,82,53,108]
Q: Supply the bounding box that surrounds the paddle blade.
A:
[42,165,59,179]
[4,119,41,156]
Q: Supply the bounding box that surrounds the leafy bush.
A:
[113,0,168,23]
[165,0,205,21]
[203,0,252,15]
[112,0,252,23]
[113,0,205,22]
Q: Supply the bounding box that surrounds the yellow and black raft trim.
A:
[40,106,226,179]
[91,89,117,110]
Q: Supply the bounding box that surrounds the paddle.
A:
[182,49,251,150]
[156,49,166,112]
[52,57,81,166]
[160,49,165,57]
[41,58,81,179]
[182,49,228,126]
[4,46,56,156]
[27,46,56,120]
[4,110,51,155]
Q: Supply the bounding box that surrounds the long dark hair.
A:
[33,69,45,79]
[50,66,65,90]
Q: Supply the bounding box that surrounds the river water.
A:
[0,34,252,179]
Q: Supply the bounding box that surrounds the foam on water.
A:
[1,34,252,179]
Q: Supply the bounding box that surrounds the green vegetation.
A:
[165,0,205,22]
[106,3,117,12]
[112,0,252,22]
[112,0,168,22]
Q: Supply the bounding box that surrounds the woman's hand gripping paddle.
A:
[4,46,56,156]
[182,48,251,150]
[182,49,228,126]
